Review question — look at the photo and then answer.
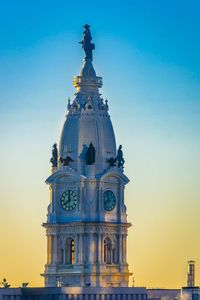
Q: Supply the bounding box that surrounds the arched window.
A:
[70,239,75,265]
[65,238,75,265]
[104,237,112,264]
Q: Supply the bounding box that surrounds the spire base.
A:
[73,75,102,89]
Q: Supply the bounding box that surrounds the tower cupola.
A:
[59,25,116,175]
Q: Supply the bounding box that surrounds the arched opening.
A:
[104,237,112,264]
[65,238,75,265]
[70,239,75,265]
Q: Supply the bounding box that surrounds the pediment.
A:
[96,167,130,185]
[46,167,86,185]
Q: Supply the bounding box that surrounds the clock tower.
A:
[42,25,132,288]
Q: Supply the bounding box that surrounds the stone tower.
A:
[42,25,132,288]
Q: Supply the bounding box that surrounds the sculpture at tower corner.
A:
[60,155,73,166]
[50,143,58,167]
[79,24,95,60]
[117,145,125,168]
[107,157,117,167]
[85,142,95,165]
[107,145,125,168]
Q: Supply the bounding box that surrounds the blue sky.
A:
[0,0,200,288]
[1,1,200,72]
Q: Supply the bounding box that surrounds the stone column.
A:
[79,234,83,263]
[63,247,66,264]
[57,236,62,264]
[77,234,80,263]
[121,234,124,263]
[89,232,94,263]
[75,235,79,264]
[101,234,104,263]
[47,235,52,264]
[124,235,127,263]
[52,186,56,213]
[52,235,58,264]
[119,234,123,264]
[82,233,85,264]
[98,233,102,263]
[122,234,127,263]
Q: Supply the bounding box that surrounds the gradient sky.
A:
[0,0,200,288]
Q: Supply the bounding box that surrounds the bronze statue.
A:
[50,143,58,167]
[60,156,73,166]
[107,157,117,167]
[79,24,95,60]
[86,142,95,165]
[107,145,125,169]
[0,278,10,288]
[117,145,125,168]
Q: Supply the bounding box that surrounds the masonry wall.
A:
[0,287,147,300]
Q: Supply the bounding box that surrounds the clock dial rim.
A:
[103,190,116,211]
[60,190,77,211]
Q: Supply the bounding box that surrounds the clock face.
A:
[60,190,77,211]
[103,190,116,211]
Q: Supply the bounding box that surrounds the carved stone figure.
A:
[50,143,58,167]
[79,24,95,60]
[107,157,117,167]
[86,142,95,165]
[117,145,125,168]
[60,156,73,166]
[0,278,10,288]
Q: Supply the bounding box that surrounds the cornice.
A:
[43,221,131,235]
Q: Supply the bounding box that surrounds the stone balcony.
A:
[73,76,102,89]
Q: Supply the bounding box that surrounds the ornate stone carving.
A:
[59,182,77,188]
[60,156,73,166]
[44,222,130,236]
[107,157,117,167]
[102,182,119,189]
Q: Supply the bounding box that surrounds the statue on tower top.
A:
[79,24,95,60]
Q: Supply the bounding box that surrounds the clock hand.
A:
[104,199,110,205]
[66,192,71,204]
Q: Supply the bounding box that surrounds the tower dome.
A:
[59,40,116,175]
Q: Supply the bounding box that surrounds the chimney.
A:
[187,260,195,287]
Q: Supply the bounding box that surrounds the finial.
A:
[67,97,71,110]
[79,24,95,61]
[105,98,109,110]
